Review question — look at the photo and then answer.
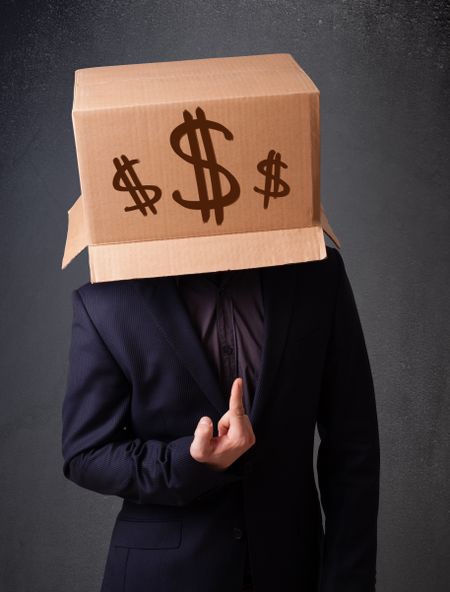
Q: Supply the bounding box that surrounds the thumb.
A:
[192,416,213,459]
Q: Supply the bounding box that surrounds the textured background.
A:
[1,1,449,591]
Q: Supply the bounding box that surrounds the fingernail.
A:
[200,417,210,424]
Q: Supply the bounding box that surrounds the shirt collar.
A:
[175,268,239,290]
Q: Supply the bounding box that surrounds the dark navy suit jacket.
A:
[61,246,380,592]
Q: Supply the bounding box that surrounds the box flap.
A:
[87,225,328,283]
[320,204,341,248]
[61,202,341,278]
[61,195,88,269]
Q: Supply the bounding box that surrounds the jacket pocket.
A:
[112,519,182,549]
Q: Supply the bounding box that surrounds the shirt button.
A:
[233,527,243,540]
[222,344,234,355]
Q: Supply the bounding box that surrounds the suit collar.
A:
[133,264,298,432]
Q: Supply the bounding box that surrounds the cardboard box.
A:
[61,53,340,282]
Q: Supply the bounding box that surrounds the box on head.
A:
[61,53,340,283]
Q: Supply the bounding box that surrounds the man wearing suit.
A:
[61,245,380,592]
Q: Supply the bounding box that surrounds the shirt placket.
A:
[216,285,238,398]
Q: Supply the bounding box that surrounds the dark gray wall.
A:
[1,1,448,591]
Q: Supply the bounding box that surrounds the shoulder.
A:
[70,277,158,338]
[324,245,345,276]
[323,245,343,267]
[71,278,150,317]
[74,278,132,302]
[291,245,344,282]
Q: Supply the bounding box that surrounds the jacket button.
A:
[233,527,243,540]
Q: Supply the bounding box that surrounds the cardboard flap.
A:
[320,204,341,249]
[61,195,88,269]
[87,226,327,283]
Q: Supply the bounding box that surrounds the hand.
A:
[190,377,256,471]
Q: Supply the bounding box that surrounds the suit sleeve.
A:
[61,289,248,507]
[317,249,380,592]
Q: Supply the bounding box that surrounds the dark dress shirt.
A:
[175,267,264,591]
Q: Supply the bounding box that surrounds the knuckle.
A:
[191,446,207,462]
[235,436,248,449]
[243,432,256,448]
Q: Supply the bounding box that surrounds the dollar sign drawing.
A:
[112,155,162,216]
[254,149,290,209]
[169,106,240,225]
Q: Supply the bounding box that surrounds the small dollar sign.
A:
[170,106,240,225]
[254,149,290,209]
[112,155,162,216]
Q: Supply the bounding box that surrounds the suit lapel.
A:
[250,264,297,429]
[134,274,227,415]
[133,264,297,431]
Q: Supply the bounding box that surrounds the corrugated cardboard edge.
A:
[61,195,88,269]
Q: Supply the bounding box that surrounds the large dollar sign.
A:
[112,155,162,216]
[254,149,290,209]
[170,106,240,225]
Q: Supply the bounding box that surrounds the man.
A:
[61,245,380,592]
